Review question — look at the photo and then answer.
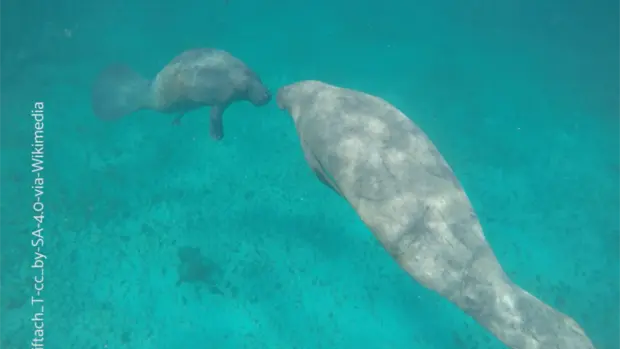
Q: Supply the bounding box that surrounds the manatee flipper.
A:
[209,105,227,141]
[314,167,342,197]
[91,64,151,120]
[302,143,342,196]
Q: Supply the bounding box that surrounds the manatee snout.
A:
[248,80,272,106]
[276,86,289,110]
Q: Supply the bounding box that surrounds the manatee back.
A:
[151,48,255,112]
[294,82,461,203]
[289,82,489,285]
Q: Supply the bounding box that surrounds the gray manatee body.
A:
[91,48,271,140]
[276,80,595,349]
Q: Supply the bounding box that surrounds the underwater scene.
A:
[1,0,618,348]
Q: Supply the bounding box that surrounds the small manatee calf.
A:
[276,80,596,349]
[91,48,271,140]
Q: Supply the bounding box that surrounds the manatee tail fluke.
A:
[473,282,596,349]
[91,64,151,120]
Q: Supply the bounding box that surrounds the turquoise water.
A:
[1,0,618,348]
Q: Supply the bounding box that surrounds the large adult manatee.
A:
[276,80,595,349]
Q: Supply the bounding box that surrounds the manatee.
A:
[276,80,595,349]
[91,48,271,140]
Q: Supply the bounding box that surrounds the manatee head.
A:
[277,81,325,122]
[276,85,291,110]
[247,78,271,106]
[276,84,297,123]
